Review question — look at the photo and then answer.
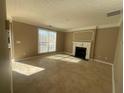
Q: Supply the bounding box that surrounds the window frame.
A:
[38,28,57,54]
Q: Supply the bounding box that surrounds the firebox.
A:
[75,47,86,59]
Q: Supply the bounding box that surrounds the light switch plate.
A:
[16,41,21,44]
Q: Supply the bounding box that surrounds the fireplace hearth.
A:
[75,47,86,59]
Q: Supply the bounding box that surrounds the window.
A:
[38,28,56,53]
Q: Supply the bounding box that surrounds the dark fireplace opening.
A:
[75,47,86,59]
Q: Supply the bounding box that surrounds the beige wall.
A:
[12,21,119,64]
[64,32,73,53]
[64,27,119,63]
[73,30,94,42]
[12,21,38,60]
[12,21,65,60]
[0,0,11,92]
[114,23,123,93]
[94,27,119,63]
[64,29,96,58]
[56,31,65,52]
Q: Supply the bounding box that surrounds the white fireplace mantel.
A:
[73,42,91,59]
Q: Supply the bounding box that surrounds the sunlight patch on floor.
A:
[12,62,45,76]
[47,54,81,63]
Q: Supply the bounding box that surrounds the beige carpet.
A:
[12,54,112,93]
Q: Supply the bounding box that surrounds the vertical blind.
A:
[38,28,56,53]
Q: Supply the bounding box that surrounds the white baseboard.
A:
[112,65,115,93]
[15,55,40,61]
[94,59,113,66]
[89,58,94,61]
[14,52,65,61]
[64,52,73,55]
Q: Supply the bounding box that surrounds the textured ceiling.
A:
[6,0,122,31]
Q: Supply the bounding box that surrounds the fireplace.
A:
[73,42,91,60]
[75,47,86,59]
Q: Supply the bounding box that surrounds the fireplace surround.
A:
[73,42,91,60]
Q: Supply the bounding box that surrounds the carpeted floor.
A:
[12,54,112,93]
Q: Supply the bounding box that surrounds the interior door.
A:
[0,0,11,93]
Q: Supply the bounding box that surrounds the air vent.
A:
[107,10,121,17]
